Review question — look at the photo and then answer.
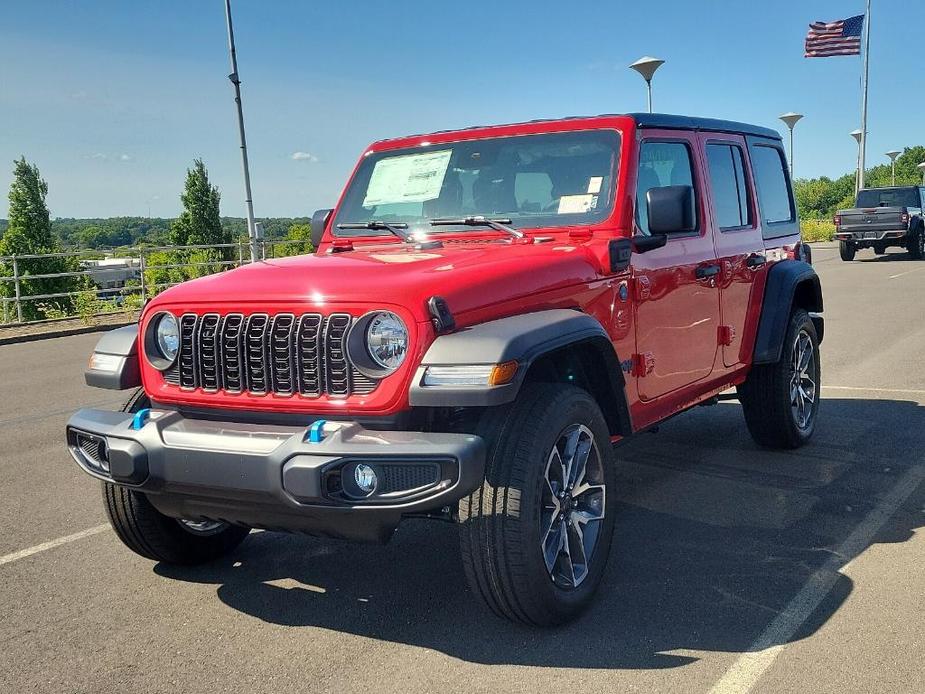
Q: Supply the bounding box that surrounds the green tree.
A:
[169,159,228,250]
[0,158,78,321]
[275,223,314,257]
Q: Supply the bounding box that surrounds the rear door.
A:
[632,133,721,400]
[701,136,765,367]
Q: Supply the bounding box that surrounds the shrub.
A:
[801,219,835,243]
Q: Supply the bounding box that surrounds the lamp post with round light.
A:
[918,162,925,185]
[885,150,901,186]
[779,113,803,177]
[629,56,665,114]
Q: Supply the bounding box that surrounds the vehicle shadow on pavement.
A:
[156,397,924,670]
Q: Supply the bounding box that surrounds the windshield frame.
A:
[330,128,623,238]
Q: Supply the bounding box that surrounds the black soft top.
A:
[629,113,781,140]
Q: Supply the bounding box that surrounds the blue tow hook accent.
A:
[307,420,327,443]
[131,408,152,431]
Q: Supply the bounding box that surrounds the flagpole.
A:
[858,0,872,192]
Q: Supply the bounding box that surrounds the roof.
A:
[371,113,781,148]
[628,113,782,140]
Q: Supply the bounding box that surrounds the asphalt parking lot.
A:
[1,243,923,694]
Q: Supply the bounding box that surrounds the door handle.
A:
[695,264,721,280]
[746,253,767,269]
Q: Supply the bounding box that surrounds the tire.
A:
[839,241,856,261]
[873,243,886,255]
[459,383,617,626]
[101,388,250,565]
[907,226,925,260]
[738,309,821,449]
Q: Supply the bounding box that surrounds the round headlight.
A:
[154,313,180,362]
[366,311,408,371]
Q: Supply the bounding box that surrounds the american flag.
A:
[805,15,864,57]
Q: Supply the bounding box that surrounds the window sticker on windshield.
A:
[587,177,603,194]
[558,194,594,214]
[363,150,453,207]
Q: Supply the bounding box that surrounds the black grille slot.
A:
[295,313,323,396]
[161,311,378,398]
[178,314,198,389]
[197,314,221,391]
[269,314,296,396]
[324,313,352,397]
[244,314,270,394]
[376,464,440,494]
[219,314,245,392]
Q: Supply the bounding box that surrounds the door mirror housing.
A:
[646,185,695,234]
[632,234,668,254]
[310,208,333,251]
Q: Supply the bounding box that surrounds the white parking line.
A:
[708,464,925,694]
[823,385,925,396]
[889,266,925,279]
[0,524,109,567]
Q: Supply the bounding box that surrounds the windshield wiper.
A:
[337,221,413,243]
[430,216,525,239]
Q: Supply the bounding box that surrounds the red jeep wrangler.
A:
[67,113,823,626]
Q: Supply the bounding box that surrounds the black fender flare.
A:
[84,324,141,390]
[752,260,824,365]
[409,309,631,432]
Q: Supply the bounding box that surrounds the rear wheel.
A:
[839,241,856,261]
[102,388,250,564]
[738,309,820,449]
[459,383,616,626]
[908,227,925,259]
[873,243,886,255]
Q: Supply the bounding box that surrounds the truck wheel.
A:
[101,388,250,565]
[908,227,925,259]
[459,383,616,626]
[873,243,886,255]
[839,241,856,261]
[738,309,820,449]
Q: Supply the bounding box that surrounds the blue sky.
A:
[1,0,921,219]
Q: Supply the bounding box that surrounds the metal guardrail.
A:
[0,239,310,325]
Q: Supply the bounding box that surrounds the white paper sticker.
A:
[557,194,594,214]
[587,176,603,194]
[363,150,453,207]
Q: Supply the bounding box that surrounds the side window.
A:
[706,143,752,230]
[751,145,794,227]
[920,188,925,209]
[636,141,696,236]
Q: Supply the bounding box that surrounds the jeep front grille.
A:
[164,312,378,397]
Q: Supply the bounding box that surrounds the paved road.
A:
[1,244,923,694]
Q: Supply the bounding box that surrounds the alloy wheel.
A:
[790,329,817,430]
[540,424,606,589]
[177,519,228,536]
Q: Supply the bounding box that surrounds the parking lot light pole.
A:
[779,113,803,177]
[851,129,864,194]
[629,57,665,114]
[918,162,925,185]
[885,150,901,186]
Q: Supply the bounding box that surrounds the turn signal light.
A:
[488,360,519,386]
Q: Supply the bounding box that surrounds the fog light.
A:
[354,464,378,494]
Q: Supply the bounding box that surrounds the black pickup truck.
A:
[834,186,925,261]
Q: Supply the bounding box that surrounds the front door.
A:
[633,135,721,401]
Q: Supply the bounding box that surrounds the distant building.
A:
[81,258,141,294]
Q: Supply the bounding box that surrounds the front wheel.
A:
[738,309,820,449]
[459,383,616,626]
[839,241,856,261]
[102,388,251,565]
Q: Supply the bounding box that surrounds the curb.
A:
[0,320,135,347]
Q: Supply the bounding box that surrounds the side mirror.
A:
[310,208,333,251]
[632,234,668,254]
[647,185,695,234]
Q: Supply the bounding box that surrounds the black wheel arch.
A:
[409,309,632,436]
[752,259,824,365]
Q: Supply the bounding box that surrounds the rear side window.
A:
[636,141,697,236]
[706,144,751,229]
[751,145,794,226]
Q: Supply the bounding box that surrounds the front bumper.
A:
[65,408,485,542]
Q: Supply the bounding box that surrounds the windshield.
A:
[856,188,921,209]
[333,130,621,236]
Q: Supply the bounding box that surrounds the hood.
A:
[149,239,603,322]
